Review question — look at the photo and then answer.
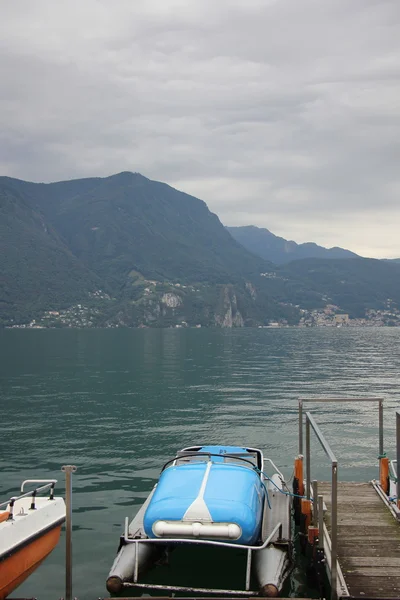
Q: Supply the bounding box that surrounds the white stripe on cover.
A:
[183,461,212,522]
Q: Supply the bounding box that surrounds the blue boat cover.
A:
[143,446,264,544]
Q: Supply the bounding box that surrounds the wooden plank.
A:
[336,519,395,527]
[344,557,400,567]
[345,582,400,598]
[319,480,400,598]
[339,540,400,547]
[343,567,400,577]
[334,501,387,508]
[335,525,400,535]
[339,543,400,561]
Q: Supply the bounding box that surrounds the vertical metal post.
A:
[245,549,252,591]
[8,498,15,520]
[397,412,400,506]
[134,540,139,583]
[62,465,77,600]
[313,480,318,525]
[124,516,129,540]
[318,495,324,549]
[299,399,303,455]
[306,416,311,499]
[30,489,37,510]
[331,462,338,600]
[379,400,384,457]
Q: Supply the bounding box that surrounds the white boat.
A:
[0,479,66,600]
[107,445,291,597]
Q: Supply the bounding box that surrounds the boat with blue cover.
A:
[107,445,291,597]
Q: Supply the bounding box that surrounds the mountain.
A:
[3,173,270,286]
[226,225,358,265]
[0,173,299,327]
[0,182,101,324]
[1,172,400,328]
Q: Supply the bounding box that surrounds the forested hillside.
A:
[282,258,400,317]
[1,173,400,327]
[4,173,270,286]
[0,173,297,327]
[0,182,100,324]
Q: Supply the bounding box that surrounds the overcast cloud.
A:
[1,0,400,257]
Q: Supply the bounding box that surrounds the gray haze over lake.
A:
[1,327,400,598]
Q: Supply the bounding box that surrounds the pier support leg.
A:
[62,465,77,600]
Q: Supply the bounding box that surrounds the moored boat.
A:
[107,445,291,597]
[0,479,66,600]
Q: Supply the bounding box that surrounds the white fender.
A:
[106,541,161,593]
[253,473,291,596]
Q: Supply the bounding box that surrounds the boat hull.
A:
[0,523,62,600]
[0,494,65,600]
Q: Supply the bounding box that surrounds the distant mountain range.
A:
[226,225,358,264]
[1,172,400,327]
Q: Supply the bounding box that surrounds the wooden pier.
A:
[319,481,400,599]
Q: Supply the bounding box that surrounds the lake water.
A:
[1,327,400,599]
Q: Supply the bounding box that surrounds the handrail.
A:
[0,480,57,513]
[299,398,385,600]
[305,411,338,600]
[397,413,400,505]
[264,457,284,479]
[21,478,57,493]
[298,397,384,456]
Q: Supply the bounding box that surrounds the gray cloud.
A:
[1,0,400,257]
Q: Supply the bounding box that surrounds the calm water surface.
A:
[1,328,400,599]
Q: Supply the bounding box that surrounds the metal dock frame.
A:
[298,397,384,458]
[121,521,285,596]
[298,397,384,600]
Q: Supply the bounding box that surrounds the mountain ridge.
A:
[226,225,359,264]
[2,172,273,285]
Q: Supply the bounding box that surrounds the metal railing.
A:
[298,396,384,456]
[299,397,385,600]
[372,413,400,521]
[305,411,338,600]
[397,412,400,504]
[123,521,283,595]
[0,480,57,518]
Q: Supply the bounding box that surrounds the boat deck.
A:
[319,481,400,599]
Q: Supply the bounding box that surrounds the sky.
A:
[1,0,400,258]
